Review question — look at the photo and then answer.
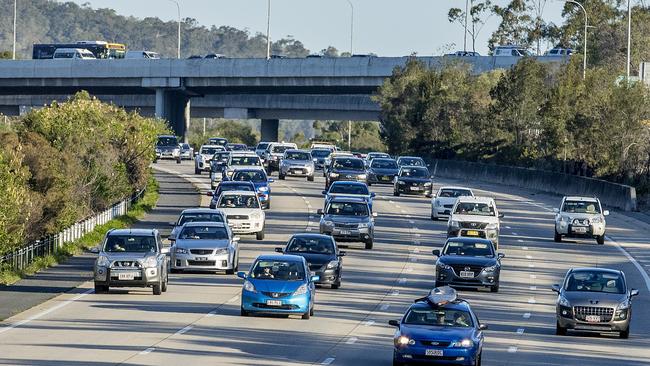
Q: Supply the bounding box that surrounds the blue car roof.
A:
[220,181,255,186]
[331,181,366,186]
[446,237,493,245]
[329,196,368,203]
[255,254,305,262]
[410,298,471,312]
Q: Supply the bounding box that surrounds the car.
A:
[52,48,96,59]
[552,267,639,338]
[325,157,367,189]
[170,222,239,274]
[204,53,226,59]
[178,143,194,160]
[389,287,486,366]
[224,152,264,180]
[187,55,203,59]
[554,196,609,245]
[493,44,530,57]
[275,233,345,289]
[209,151,232,189]
[367,158,399,186]
[279,149,315,181]
[208,181,256,209]
[365,152,391,167]
[433,237,504,293]
[194,145,225,174]
[545,47,573,56]
[154,135,181,163]
[230,168,274,210]
[431,187,475,221]
[255,142,271,158]
[318,196,376,249]
[322,181,375,212]
[323,151,354,177]
[125,50,160,59]
[208,137,228,147]
[226,143,248,151]
[310,141,336,151]
[393,166,433,197]
[311,148,332,170]
[215,190,265,240]
[446,50,481,57]
[93,229,169,295]
[263,142,298,173]
[396,156,427,167]
[238,254,318,319]
[168,208,227,242]
[447,196,503,250]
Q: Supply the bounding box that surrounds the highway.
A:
[0,160,649,366]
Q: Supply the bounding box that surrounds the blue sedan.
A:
[389,287,486,366]
[229,168,274,209]
[238,254,318,319]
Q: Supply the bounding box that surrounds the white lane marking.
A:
[410,257,418,262]
[346,337,358,344]
[401,210,407,214]
[409,220,415,224]
[523,313,531,319]
[364,320,376,326]
[530,286,537,291]
[391,290,400,296]
[175,325,193,336]
[322,358,335,365]
[530,275,537,279]
[207,310,218,317]
[381,304,390,311]
[414,233,421,237]
[406,268,413,272]
[522,246,529,250]
[396,205,401,209]
[508,346,518,353]
[139,347,156,355]
[399,278,407,284]
[516,328,525,335]
[0,288,93,335]
[525,255,532,259]
[608,236,650,292]
[306,227,313,231]
[528,264,536,268]
[512,232,518,236]
[505,226,511,229]
[528,298,536,304]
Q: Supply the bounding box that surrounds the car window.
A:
[250,260,305,281]
[565,271,625,294]
[454,202,495,216]
[230,156,260,165]
[311,149,331,158]
[209,138,228,146]
[285,152,311,160]
[439,189,473,198]
[178,225,228,240]
[329,184,369,195]
[213,152,230,161]
[157,137,178,146]
[400,167,429,178]
[232,170,266,182]
[399,158,424,166]
[404,306,473,327]
[327,202,368,216]
[104,235,157,253]
[218,194,260,209]
[371,160,398,169]
[443,241,494,257]
[333,158,364,170]
[201,147,222,155]
[562,200,601,214]
[272,145,293,153]
[178,213,224,226]
[286,237,335,254]
[256,143,269,150]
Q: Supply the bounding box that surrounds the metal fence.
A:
[0,189,145,272]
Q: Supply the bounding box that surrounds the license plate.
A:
[337,230,351,235]
[585,315,601,323]
[460,271,475,278]
[195,257,208,261]
[573,226,587,233]
[382,176,390,181]
[410,186,420,191]
[266,300,282,306]
[466,230,480,236]
[118,272,136,280]
[425,349,443,356]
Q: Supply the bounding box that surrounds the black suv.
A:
[325,157,367,189]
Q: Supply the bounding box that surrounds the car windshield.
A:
[228,144,247,150]
[404,306,474,328]
[256,143,269,150]
[454,202,494,216]
[311,149,331,158]
[439,189,473,198]
[249,260,305,281]
[565,271,625,294]
[286,237,335,254]
[178,225,228,240]
[219,184,254,193]
[333,158,364,170]
[371,160,398,169]
[285,152,311,160]
[201,147,221,155]
[178,213,224,225]
[232,170,267,182]
[329,184,369,195]
[209,138,228,146]
[213,152,230,161]
[399,158,425,166]
[443,241,494,257]
[562,200,601,214]
[369,153,390,159]
[272,145,293,153]
[180,144,190,149]
[103,235,157,253]
[230,156,260,166]
[327,201,369,216]
[218,194,260,209]
[400,167,429,178]
[157,137,178,146]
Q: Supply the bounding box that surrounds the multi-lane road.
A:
[1,160,649,365]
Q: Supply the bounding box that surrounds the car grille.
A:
[420,340,452,347]
[309,263,324,271]
[111,261,142,268]
[252,303,300,310]
[574,306,614,322]
[459,221,488,229]
[190,249,213,255]
[227,215,249,220]
[443,204,454,208]
[334,223,358,229]
[451,265,485,276]
[187,260,216,266]
[261,291,293,298]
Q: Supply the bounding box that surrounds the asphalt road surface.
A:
[0,160,648,366]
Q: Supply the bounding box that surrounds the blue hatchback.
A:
[238,254,318,319]
[229,168,274,210]
[389,287,486,366]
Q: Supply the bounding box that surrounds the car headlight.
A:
[451,339,474,348]
[424,182,432,186]
[358,222,369,228]
[485,223,498,230]
[141,256,158,268]
[396,336,415,346]
[173,148,180,154]
[155,148,161,153]
[482,265,498,272]
[326,260,339,269]
[227,171,234,177]
[329,172,339,178]
[175,247,188,254]
[243,280,256,293]
[96,255,110,267]
[250,212,262,220]
[618,299,630,311]
[558,295,570,307]
[258,186,269,192]
[437,263,452,271]
[591,216,604,224]
[313,158,318,162]
[398,180,405,185]
[215,248,229,256]
[323,220,334,227]
[435,200,442,207]
[449,220,460,228]
[294,283,308,295]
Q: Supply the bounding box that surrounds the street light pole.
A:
[12,0,17,60]
[565,0,588,79]
[346,0,354,55]
[626,0,632,80]
[168,0,181,59]
[266,0,272,59]
[463,0,469,53]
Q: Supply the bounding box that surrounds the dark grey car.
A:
[318,197,376,249]
[552,267,639,338]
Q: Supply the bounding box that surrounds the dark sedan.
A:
[367,158,399,186]
[325,157,367,189]
[433,237,504,292]
[393,166,433,197]
[276,233,345,289]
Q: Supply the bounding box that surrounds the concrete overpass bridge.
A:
[0,56,564,141]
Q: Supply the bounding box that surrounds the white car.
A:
[224,152,263,179]
[447,196,503,249]
[263,142,298,172]
[215,191,266,240]
[431,186,474,220]
[279,149,315,181]
[554,196,609,245]
[170,222,240,274]
[194,145,225,174]
[493,45,530,57]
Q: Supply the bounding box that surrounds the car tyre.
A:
[240,307,249,317]
[195,167,201,175]
[162,273,169,292]
[490,283,499,293]
[596,234,605,245]
[279,173,286,180]
[94,284,108,294]
[555,321,567,336]
[431,213,438,221]
[394,190,400,197]
[307,175,314,182]
[365,240,373,250]
[554,230,562,242]
[620,327,630,339]
[302,309,311,320]
[153,279,162,295]
[256,231,265,241]
[266,200,271,210]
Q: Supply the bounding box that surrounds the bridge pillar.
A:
[260,119,279,142]
[154,89,191,141]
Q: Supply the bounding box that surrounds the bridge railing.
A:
[0,189,145,272]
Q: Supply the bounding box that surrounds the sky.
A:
[68,0,567,56]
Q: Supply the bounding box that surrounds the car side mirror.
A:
[372,212,378,218]
[630,289,639,297]
[553,208,560,213]
[275,247,283,253]
[479,324,488,331]
[236,271,247,279]
[498,213,504,218]
[310,275,320,282]
[321,190,327,195]
[206,191,214,196]
[551,284,561,293]
[497,253,505,259]
[432,249,440,257]
[603,210,610,216]
[388,320,400,327]
[89,246,100,254]
[160,247,170,254]
[339,251,347,257]
[317,209,324,215]
[370,192,376,198]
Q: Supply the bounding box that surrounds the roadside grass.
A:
[0,176,159,286]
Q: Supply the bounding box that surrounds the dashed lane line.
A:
[139,348,156,355]
[322,358,335,365]
[345,337,358,345]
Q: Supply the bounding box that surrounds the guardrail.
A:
[0,189,145,272]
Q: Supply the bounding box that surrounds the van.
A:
[493,45,530,57]
[52,48,96,59]
[125,50,160,59]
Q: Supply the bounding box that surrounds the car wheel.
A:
[596,234,605,245]
[620,327,630,339]
[94,284,108,294]
[256,231,265,241]
[365,240,373,250]
[490,283,499,293]
[195,167,201,175]
[266,200,271,210]
[475,352,482,366]
[162,273,169,292]
[555,321,567,336]
[367,181,372,187]
[394,190,400,197]
[153,279,162,295]
[331,281,341,289]
[176,158,181,164]
[279,173,285,180]
[554,230,562,242]
[307,175,314,182]
[431,213,437,221]
[240,307,249,317]
[302,310,311,320]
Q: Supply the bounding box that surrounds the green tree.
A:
[448,0,493,53]
[0,51,11,59]
[0,134,32,254]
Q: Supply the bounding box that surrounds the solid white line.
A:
[401,210,407,214]
[414,233,421,237]
[530,286,537,291]
[346,337,358,344]
[608,236,650,292]
[175,325,193,336]
[207,310,217,317]
[507,346,518,353]
[505,226,511,229]
[406,268,413,272]
[381,304,390,311]
[516,328,525,335]
[517,239,524,243]
[528,264,536,268]
[0,288,93,335]
[139,347,156,355]
[306,227,313,231]
[528,298,536,304]
[523,313,531,319]
[322,358,335,365]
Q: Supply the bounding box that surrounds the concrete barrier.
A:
[431,159,637,211]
